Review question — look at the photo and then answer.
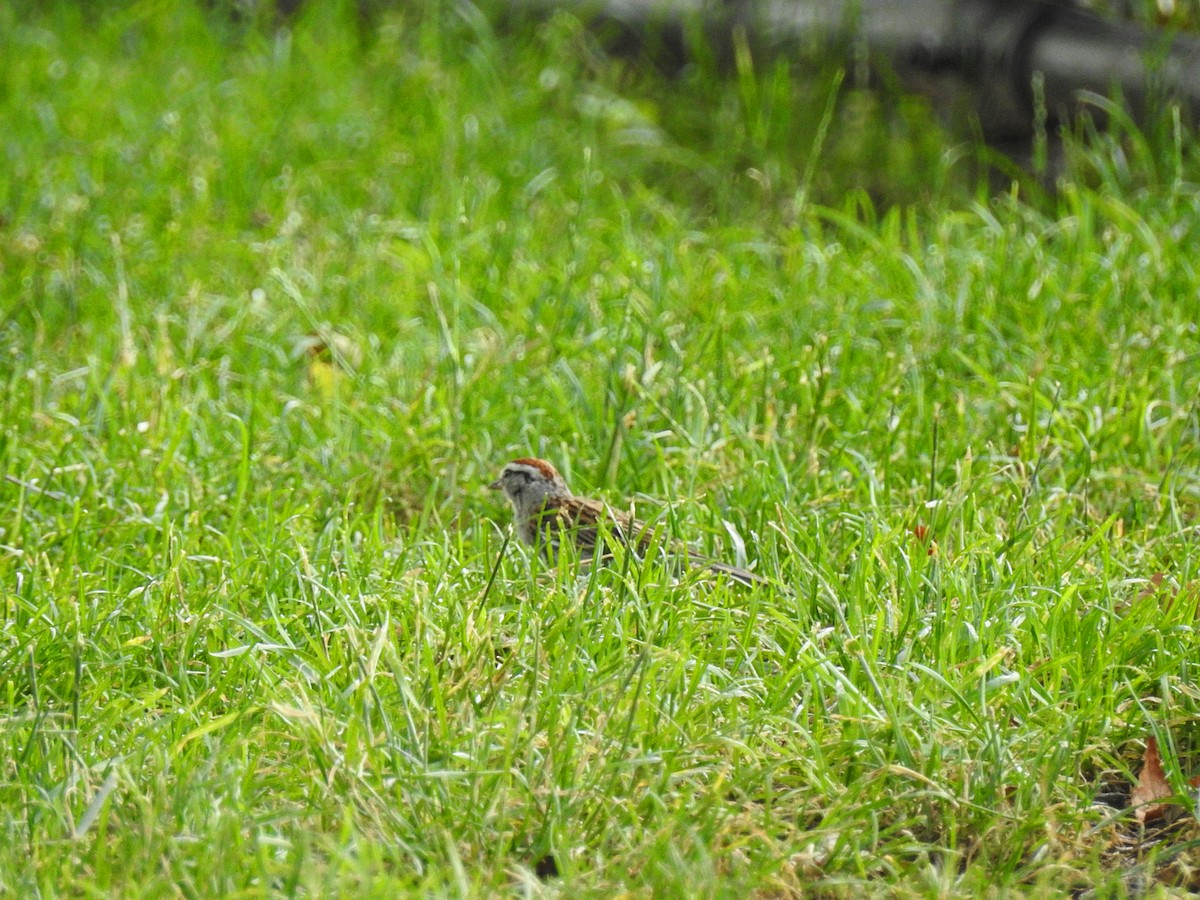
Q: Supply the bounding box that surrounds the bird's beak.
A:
[487,479,501,491]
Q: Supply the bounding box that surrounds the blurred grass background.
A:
[2,0,1199,894]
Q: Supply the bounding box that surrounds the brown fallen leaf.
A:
[1133,573,1200,622]
[1165,582,1200,622]
[1131,737,1174,824]
[911,524,937,557]
[1135,573,1166,602]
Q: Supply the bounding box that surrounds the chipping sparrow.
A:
[488,457,766,586]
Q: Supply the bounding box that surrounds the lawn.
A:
[2,1,1199,895]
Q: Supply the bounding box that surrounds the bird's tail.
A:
[700,559,769,587]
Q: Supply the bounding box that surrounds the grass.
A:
[3,0,1200,895]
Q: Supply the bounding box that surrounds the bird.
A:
[488,457,766,586]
